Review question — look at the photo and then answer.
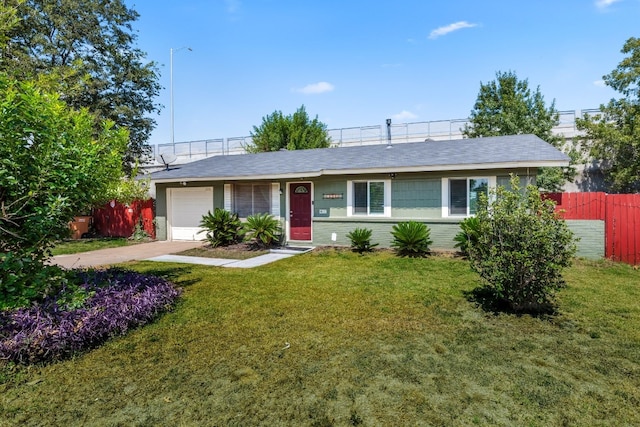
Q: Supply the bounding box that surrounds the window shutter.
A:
[224,184,232,211]
[271,183,280,218]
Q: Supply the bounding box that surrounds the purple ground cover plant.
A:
[0,268,181,364]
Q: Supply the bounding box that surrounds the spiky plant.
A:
[198,208,244,247]
[346,227,379,254]
[244,213,282,249]
[453,216,481,256]
[390,221,432,257]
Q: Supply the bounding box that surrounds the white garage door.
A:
[169,187,214,240]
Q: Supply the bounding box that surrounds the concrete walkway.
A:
[51,241,205,269]
[51,241,311,269]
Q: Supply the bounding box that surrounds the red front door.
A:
[289,183,312,241]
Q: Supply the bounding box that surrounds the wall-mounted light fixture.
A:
[180,181,187,186]
[389,173,397,179]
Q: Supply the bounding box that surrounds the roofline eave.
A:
[150,160,569,184]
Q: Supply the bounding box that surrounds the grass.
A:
[1,251,639,426]
[50,238,132,255]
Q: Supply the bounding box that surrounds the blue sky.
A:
[130,0,639,147]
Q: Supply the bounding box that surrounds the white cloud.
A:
[392,110,418,121]
[593,80,607,87]
[595,0,622,9]
[429,21,477,39]
[294,81,335,94]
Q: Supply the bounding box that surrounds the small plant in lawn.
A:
[346,227,379,254]
[199,208,244,247]
[453,216,481,256]
[467,175,577,313]
[244,213,282,249]
[391,221,433,257]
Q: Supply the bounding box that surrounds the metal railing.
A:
[145,108,599,168]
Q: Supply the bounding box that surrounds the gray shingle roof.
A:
[150,134,569,182]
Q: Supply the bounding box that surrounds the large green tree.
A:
[1,0,161,172]
[0,72,127,305]
[576,37,640,193]
[0,74,127,254]
[463,71,575,192]
[248,105,331,153]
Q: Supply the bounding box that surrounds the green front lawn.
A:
[50,238,132,255]
[1,251,639,426]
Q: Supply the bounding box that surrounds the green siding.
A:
[313,180,347,217]
[312,219,461,250]
[311,219,604,258]
[391,179,441,218]
[567,220,605,260]
[156,184,168,240]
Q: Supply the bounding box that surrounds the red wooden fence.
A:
[546,192,640,265]
[92,199,155,239]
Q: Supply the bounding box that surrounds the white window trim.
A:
[442,176,496,218]
[346,179,391,217]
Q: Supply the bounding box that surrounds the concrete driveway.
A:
[50,240,205,269]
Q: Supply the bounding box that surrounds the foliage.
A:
[0,268,181,364]
[129,220,152,242]
[467,176,577,313]
[346,227,379,254]
[0,73,127,294]
[248,105,331,153]
[243,213,282,249]
[0,251,71,310]
[463,70,576,192]
[0,1,20,46]
[2,255,640,425]
[198,208,244,248]
[453,216,481,256]
[105,164,151,205]
[576,37,640,193]
[1,0,161,172]
[390,221,433,257]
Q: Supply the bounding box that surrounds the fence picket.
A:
[549,192,639,265]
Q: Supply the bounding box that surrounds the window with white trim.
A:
[233,183,271,217]
[348,180,390,216]
[444,177,492,217]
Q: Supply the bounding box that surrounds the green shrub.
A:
[244,213,282,249]
[129,219,151,242]
[199,208,244,247]
[468,175,577,313]
[0,250,70,310]
[346,227,378,254]
[453,216,481,256]
[390,221,433,257]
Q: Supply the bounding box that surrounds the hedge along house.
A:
[149,134,570,250]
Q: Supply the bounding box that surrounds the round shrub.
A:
[468,176,577,313]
